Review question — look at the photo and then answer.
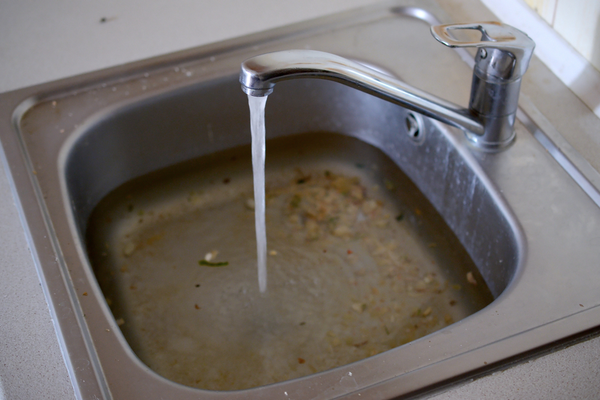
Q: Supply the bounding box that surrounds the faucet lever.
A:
[431,22,535,81]
[431,22,535,148]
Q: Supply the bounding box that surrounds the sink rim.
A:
[1,1,600,399]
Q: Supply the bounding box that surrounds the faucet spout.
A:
[240,50,484,137]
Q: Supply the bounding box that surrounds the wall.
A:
[524,0,600,72]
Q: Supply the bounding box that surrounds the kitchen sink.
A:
[1,1,600,399]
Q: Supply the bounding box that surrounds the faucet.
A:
[240,22,534,150]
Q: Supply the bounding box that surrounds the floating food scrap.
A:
[466,271,477,286]
[204,250,219,261]
[198,260,229,267]
[245,198,255,210]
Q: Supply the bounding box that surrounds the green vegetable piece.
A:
[290,194,302,208]
[199,260,229,267]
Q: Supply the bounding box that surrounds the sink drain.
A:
[405,112,425,143]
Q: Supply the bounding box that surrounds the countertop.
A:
[1,1,599,399]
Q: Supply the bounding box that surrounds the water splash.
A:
[248,95,269,293]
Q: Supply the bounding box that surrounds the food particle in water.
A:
[352,303,366,313]
[198,260,229,267]
[245,198,255,210]
[123,242,136,257]
[466,271,477,286]
[269,250,278,256]
[204,250,218,262]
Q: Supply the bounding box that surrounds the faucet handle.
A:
[431,22,535,81]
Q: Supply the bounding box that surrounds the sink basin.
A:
[1,1,600,399]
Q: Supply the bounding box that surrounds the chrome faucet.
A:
[240,22,534,150]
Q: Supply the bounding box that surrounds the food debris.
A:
[204,250,219,262]
[123,242,136,257]
[466,271,477,286]
[199,260,229,267]
[116,318,125,326]
[90,166,492,390]
[352,303,366,313]
[384,179,396,190]
[82,292,88,296]
[245,198,255,210]
[99,16,117,23]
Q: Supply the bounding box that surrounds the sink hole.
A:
[86,132,492,391]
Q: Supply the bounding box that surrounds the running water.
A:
[248,95,269,293]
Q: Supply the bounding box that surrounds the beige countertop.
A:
[1,1,599,399]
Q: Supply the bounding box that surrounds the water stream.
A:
[249,95,269,293]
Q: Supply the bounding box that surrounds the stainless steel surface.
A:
[0,1,599,399]
[239,49,484,135]
[240,21,534,150]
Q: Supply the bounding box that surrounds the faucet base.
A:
[465,113,516,150]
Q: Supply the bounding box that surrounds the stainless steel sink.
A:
[1,1,600,399]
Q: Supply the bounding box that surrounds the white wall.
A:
[524,0,600,72]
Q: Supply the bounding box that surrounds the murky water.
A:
[86,133,493,391]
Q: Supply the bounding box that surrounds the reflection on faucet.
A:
[240,22,534,150]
